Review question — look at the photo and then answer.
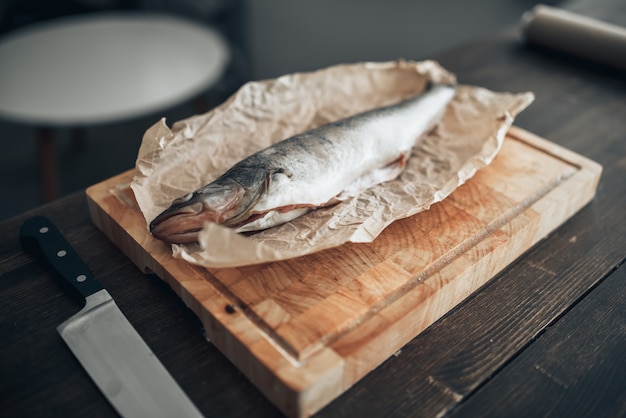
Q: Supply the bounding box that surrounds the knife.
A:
[20,216,204,418]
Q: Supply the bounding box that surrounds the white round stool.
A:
[0,12,230,201]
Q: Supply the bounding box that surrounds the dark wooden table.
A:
[2,3,625,417]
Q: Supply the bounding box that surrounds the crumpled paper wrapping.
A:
[131,60,534,268]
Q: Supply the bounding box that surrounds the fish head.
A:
[149,175,265,244]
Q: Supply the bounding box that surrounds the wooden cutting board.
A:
[86,126,601,417]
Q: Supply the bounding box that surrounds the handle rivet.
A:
[76,274,87,283]
[39,227,49,233]
[57,250,67,257]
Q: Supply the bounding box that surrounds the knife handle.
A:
[20,216,103,302]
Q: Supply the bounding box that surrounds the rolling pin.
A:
[521,4,626,70]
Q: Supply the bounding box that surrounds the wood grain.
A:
[445,263,626,417]
[85,126,600,417]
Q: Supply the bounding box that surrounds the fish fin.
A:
[336,153,408,200]
[235,207,312,233]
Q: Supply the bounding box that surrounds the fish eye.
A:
[275,167,292,178]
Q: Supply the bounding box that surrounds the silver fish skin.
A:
[150,83,456,244]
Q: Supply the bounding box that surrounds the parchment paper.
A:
[131,60,534,268]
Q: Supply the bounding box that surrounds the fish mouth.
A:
[149,178,263,244]
[149,201,212,244]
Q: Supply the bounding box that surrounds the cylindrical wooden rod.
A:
[521,5,626,70]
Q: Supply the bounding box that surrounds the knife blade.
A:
[20,216,203,418]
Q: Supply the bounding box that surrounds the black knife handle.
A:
[20,216,103,302]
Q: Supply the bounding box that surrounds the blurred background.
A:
[0,0,560,220]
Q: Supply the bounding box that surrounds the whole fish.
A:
[150,82,456,244]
